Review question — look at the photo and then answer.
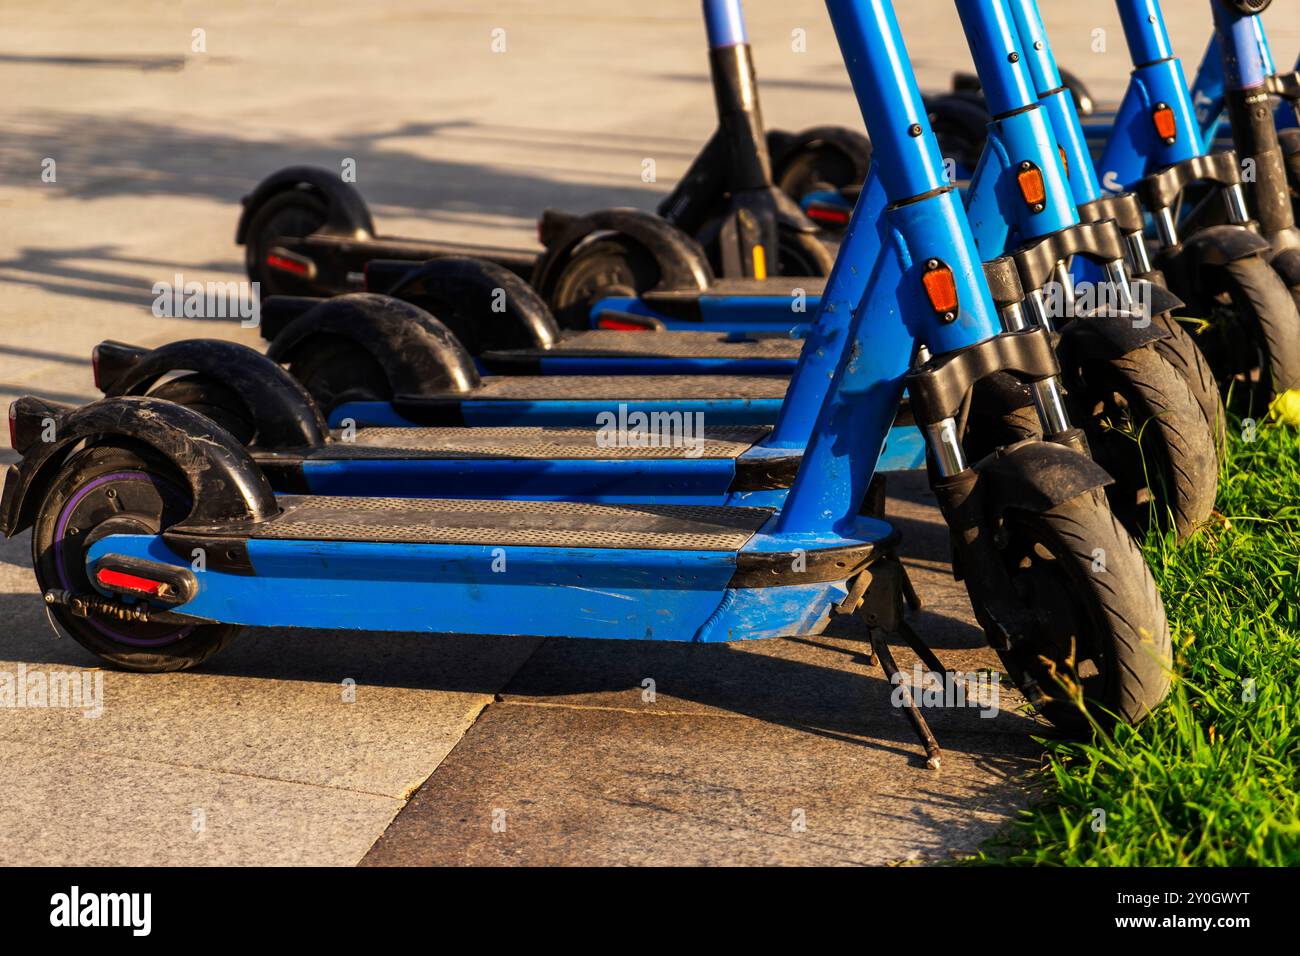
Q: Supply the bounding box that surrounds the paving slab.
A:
[362,475,1045,866]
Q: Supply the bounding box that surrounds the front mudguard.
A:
[235,165,375,245]
[532,207,714,298]
[266,292,481,396]
[92,339,327,450]
[931,440,1114,647]
[1054,313,1169,368]
[1,396,276,539]
[1160,225,1282,302]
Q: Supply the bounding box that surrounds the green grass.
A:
[975,419,1300,866]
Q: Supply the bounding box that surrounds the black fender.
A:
[1281,128,1300,175]
[925,94,991,171]
[1130,277,1185,318]
[1269,246,1300,291]
[1,395,276,539]
[976,439,1114,520]
[1055,313,1169,366]
[92,339,327,450]
[770,125,872,183]
[386,256,561,353]
[532,207,714,298]
[235,166,375,246]
[773,188,821,234]
[1179,224,1274,268]
[265,292,481,395]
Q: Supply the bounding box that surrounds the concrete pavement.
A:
[1,0,1291,865]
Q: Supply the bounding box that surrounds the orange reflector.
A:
[266,253,310,276]
[1058,145,1069,178]
[97,567,165,597]
[1016,163,1047,207]
[752,245,767,281]
[921,262,959,315]
[1152,103,1177,142]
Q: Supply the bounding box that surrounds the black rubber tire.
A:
[1190,256,1300,415]
[1060,343,1217,541]
[546,236,660,330]
[1149,310,1229,460]
[243,189,328,297]
[982,489,1171,731]
[282,334,392,414]
[32,443,240,672]
[775,225,836,277]
[146,374,257,446]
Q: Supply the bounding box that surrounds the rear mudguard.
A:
[1,396,276,539]
[770,125,871,176]
[385,256,562,352]
[235,165,375,245]
[266,292,481,396]
[1054,313,1169,366]
[93,339,327,450]
[532,207,714,298]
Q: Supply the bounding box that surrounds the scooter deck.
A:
[456,374,788,400]
[480,330,801,374]
[214,495,774,550]
[341,374,791,427]
[308,425,771,459]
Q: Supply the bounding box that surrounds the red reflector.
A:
[1152,103,1177,142]
[597,317,654,332]
[1017,164,1047,206]
[806,204,851,225]
[97,567,165,596]
[265,253,310,276]
[921,263,959,315]
[6,404,17,451]
[90,344,103,391]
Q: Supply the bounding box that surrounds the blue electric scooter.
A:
[4,0,1172,763]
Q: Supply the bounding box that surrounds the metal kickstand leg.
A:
[838,554,943,771]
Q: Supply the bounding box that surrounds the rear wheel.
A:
[774,138,869,222]
[979,489,1171,730]
[32,444,240,672]
[146,374,256,446]
[546,237,660,330]
[1060,342,1217,540]
[243,189,328,298]
[282,334,391,415]
[775,225,835,277]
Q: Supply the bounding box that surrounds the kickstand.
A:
[847,555,944,771]
[870,630,942,771]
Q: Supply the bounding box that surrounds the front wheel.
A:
[1187,255,1300,415]
[977,490,1171,730]
[1060,342,1217,541]
[32,443,240,671]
